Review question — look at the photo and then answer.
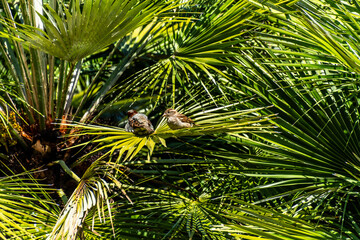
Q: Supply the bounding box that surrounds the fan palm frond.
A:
[0,172,58,239]
[213,199,341,240]
[220,1,360,236]
[0,0,174,62]
[65,105,274,165]
[125,0,263,106]
[47,160,128,240]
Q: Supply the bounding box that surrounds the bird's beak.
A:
[162,113,166,117]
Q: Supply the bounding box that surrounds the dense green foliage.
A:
[0,0,359,239]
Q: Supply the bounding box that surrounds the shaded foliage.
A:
[0,0,358,239]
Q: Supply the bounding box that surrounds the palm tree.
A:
[0,0,358,239]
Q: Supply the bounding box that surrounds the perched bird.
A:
[125,109,154,136]
[163,108,195,130]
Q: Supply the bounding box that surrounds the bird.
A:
[125,109,154,136]
[163,108,195,130]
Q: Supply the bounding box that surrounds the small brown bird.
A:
[125,109,154,136]
[163,108,195,130]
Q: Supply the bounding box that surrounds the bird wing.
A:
[178,113,195,124]
[128,118,137,128]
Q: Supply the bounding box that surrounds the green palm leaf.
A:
[0,0,173,62]
[0,172,58,239]
[214,199,341,240]
[65,105,273,165]
[46,160,125,240]
[218,1,360,236]
[125,0,262,106]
